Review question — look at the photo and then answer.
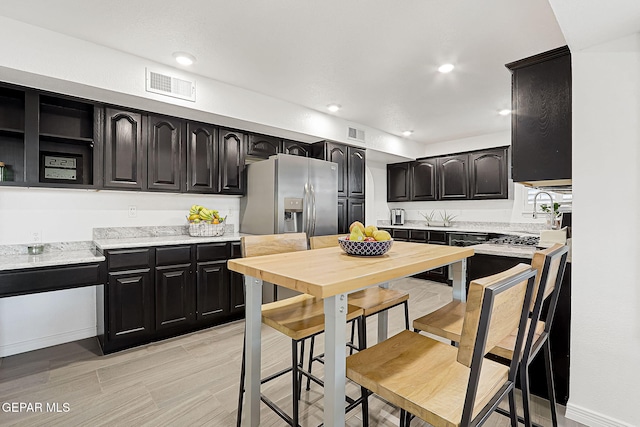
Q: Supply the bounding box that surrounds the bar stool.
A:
[412,243,569,427]
[236,233,367,427]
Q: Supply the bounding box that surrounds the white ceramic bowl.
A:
[337,237,393,256]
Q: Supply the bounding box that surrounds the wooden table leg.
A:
[244,275,263,427]
[324,293,347,427]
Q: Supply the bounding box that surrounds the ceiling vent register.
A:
[347,126,365,142]
[145,68,196,102]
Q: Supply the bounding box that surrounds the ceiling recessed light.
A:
[498,109,512,116]
[327,104,341,112]
[402,130,413,137]
[438,63,455,73]
[173,52,196,66]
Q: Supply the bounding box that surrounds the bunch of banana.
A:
[187,205,224,224]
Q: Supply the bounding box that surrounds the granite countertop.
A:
[377,220,544,236]
[0,242,105,272]
[471,243,537,259]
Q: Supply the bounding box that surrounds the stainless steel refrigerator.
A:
[240,154,338,236]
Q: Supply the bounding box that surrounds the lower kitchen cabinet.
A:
[98,241,243,354]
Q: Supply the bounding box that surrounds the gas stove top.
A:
[488,235,540,246]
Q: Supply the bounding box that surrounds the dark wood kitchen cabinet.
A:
[247,133,280,159]
[147,114,184,192]
[154,246,194,332]
[438,154,469,200]
[100,248,154,354]
[387,162,411,202]
[411,159,438,201]
[186,122,217,193]
[320,141,348,197]
[506,46,571,185]
[337,197,365,234]
[229,242,245,315]
[348,146,366,197]
[337,198,348,234]
[282,140,310,157]
[196,242,231,324]
[469,147,508,199]
[0,85,26,185]
[218,128,246,195]
[103,107,146,190]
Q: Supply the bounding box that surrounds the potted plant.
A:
[440,210,457,227]
[540,203,562,229]
[420,210,436,226]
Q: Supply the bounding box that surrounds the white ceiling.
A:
[0,1,570,145]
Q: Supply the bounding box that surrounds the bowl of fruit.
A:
[187,205,227,237]
[338,222,393,256]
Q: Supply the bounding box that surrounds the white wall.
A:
[564,34,640,427]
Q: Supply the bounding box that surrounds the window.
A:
[525,188,572,213]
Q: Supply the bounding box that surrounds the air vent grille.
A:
[145,68,196,101]
[347,127,365,142]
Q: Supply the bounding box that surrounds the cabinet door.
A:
[347,198,365,227]
[282,140,310,157]
[470,148,508,199]
[196,260,229,322]
[186,122,217,193]
[509,47,571,182]
[229,242,245,316]
[411,159,437,201]
[325,142,348,197]
[348,146,366,197]
[108,268,153,342]
[247,134,280,158]
[104,108,145,189]
[438,155,469,200]
[337,198,348,234]
[155,263,194,330]
[147,115,184,192]
[218,129,246,195]
[387,163,410,201]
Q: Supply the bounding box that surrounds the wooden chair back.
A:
[240,233,308,258]
[309,234,342,249]
[529,243,565,310]
[457,263,535,368]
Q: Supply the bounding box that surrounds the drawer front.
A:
[230,242,242,259]
[428,231,448,244]
[156,245,192,266]
[0,263,105,298]
[392,229,409,241]
[197,242,229,262]
[409,230,427,242]
[108,248,152,270]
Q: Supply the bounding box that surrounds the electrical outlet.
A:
[128,206,137,218]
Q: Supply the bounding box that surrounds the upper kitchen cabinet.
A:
[186,122,217,193]
[387,162,410,202]
[104,107,146,190]
[469,147,508,199]
[313,141,365,198]
[347,146,366,197]
[410,159,437,201]
[506,46,571,186]
[37,94,101,188]
[437,154,469,200]
[218,128,246,195]
[147,114,185,192]
[247,133,281,159]
[0,86,26,185]
[282,140,310,157]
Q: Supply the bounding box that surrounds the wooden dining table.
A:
[228,241,474,426]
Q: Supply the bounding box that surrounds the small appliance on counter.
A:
[391,208,405,225]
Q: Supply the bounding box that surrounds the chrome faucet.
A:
[533,191,555,227]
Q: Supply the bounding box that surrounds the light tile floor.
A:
[0,278,585,426]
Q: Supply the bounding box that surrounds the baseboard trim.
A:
[565,402,634,427]
[0,327,96,357]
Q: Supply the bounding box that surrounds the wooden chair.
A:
[236,233,366,427]
[412,243,569,427]
[346,264,538,427]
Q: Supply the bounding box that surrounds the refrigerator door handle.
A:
[304,182,310,233]
[310,184,317,237]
